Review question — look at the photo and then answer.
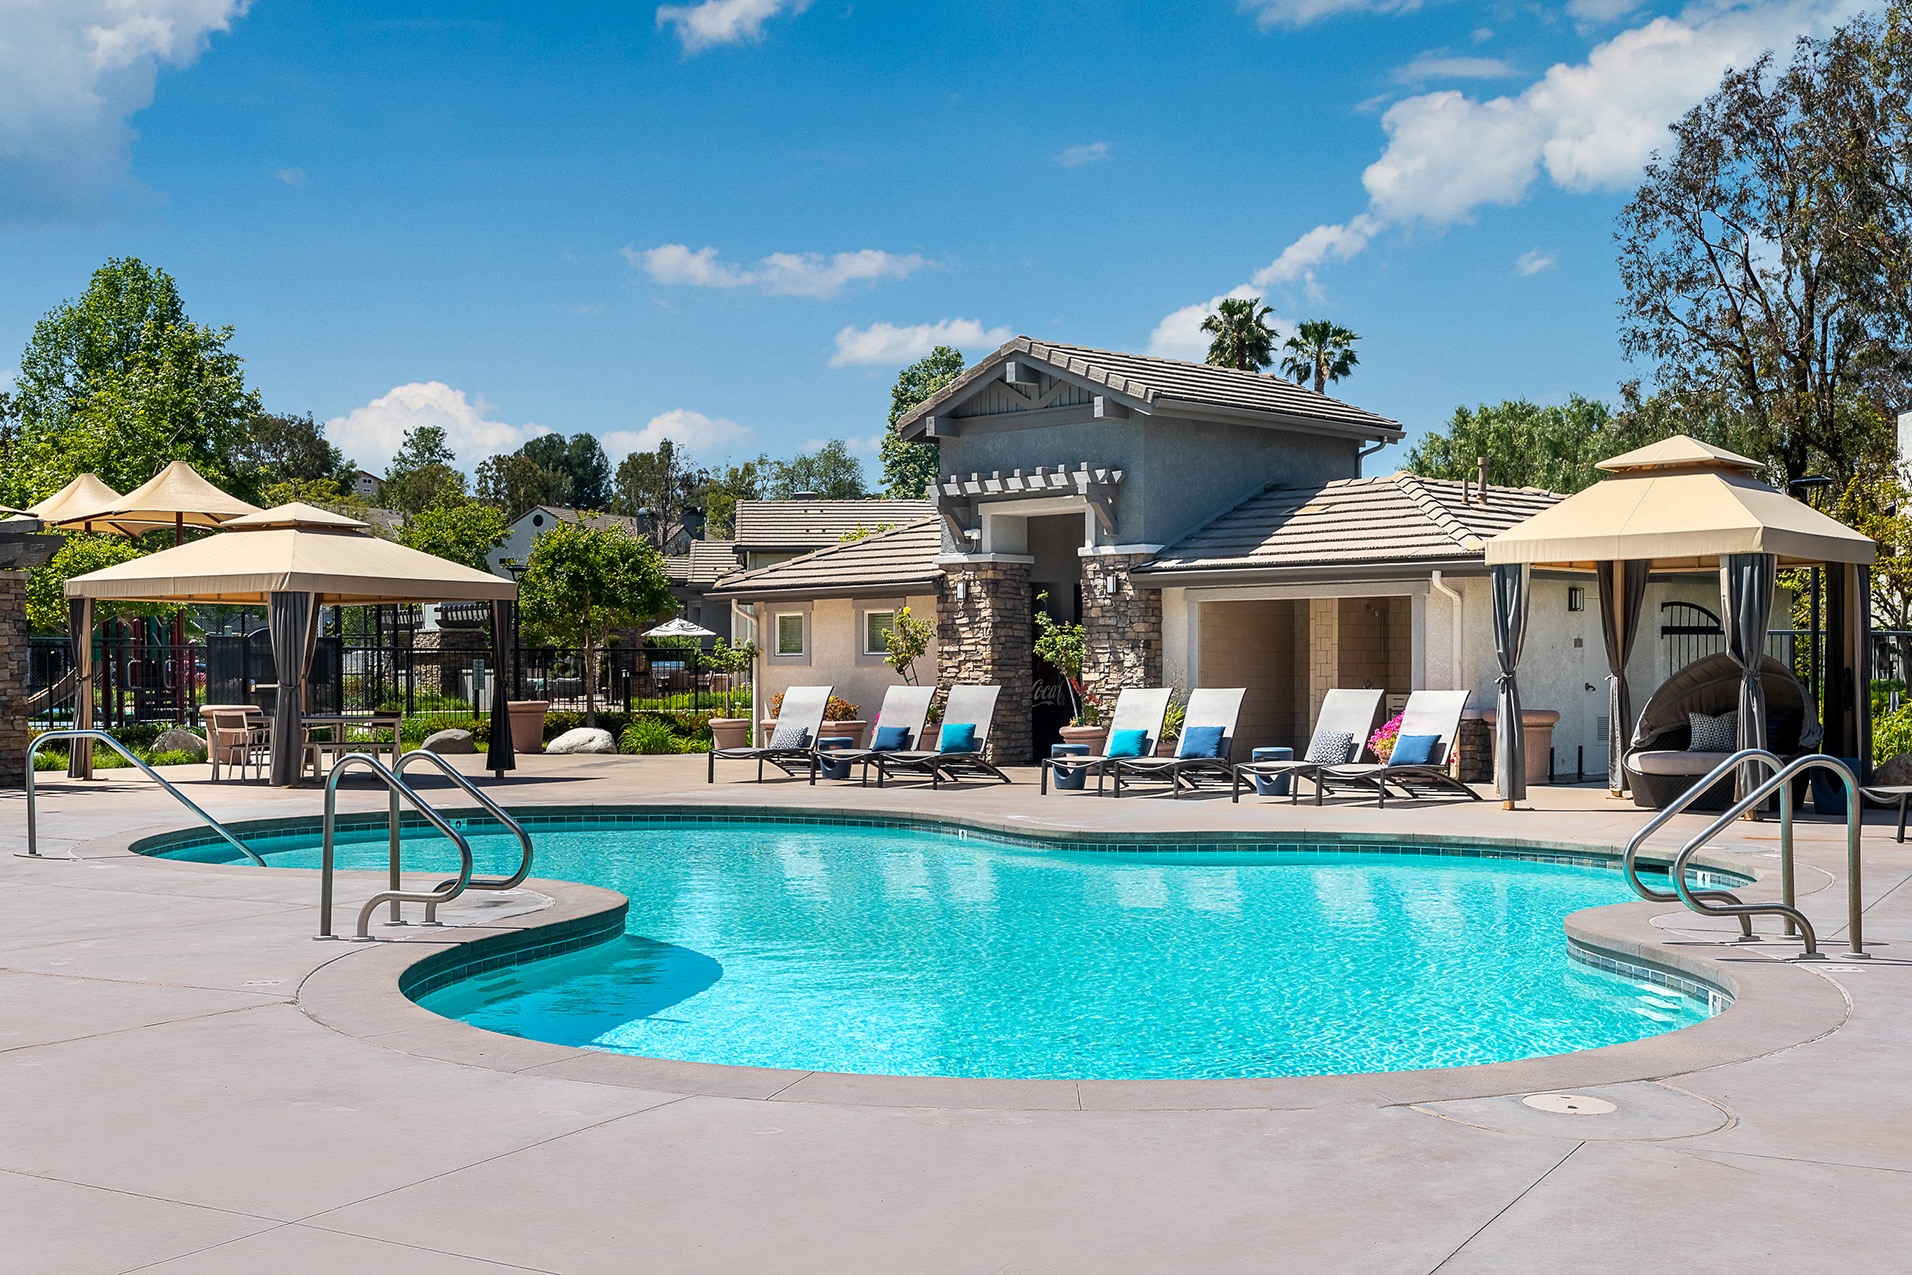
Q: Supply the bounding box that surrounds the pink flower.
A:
[1369,711,1404,763]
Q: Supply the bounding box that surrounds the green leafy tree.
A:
[700,458,764,538]
[522,432,612,510]
[1616,9,1912,491]
[767,440,868,499]
[1280,320,1360,394]
[518,521,675,725]
[399,496,508,572]
[232,411,354,501]
[25,535,152,633]
[382,425,468,515]
[881,604,934,685]
[258,477,373,521]
[1201,298,1278,372]
[880,345,965,498]
[474,450,567,522]
[613,438,709,548]
[1407,397,1625,494]
[6,258,261,505]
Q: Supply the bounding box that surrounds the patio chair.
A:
[1231,688,1385,804]
[202,705,269,783]
[1107,688,1247,797]
[865,685,1010,787]
[1314,690,1479,806]
[706,684,834,784]
[1039,687,1174,795]
[810,684,934,780]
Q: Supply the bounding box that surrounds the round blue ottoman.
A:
[1252,746,1295,796]
[1049,743,1091,791]
[816,736,857,780]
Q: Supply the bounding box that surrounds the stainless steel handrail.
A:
[318,752,474,940]
[23,729,264,865]
[392,750,535,895]
[1620,748,1776,937]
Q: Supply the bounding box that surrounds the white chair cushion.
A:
[1630,750,1734,777]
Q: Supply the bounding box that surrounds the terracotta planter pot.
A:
[1058,725,1107,755]
[1155,735,1179,757]
[506,700,549,755]
[709,717,750,750]
[827,720,869,749]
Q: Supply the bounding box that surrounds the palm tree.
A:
[1201,297,1277,371]
[1280,320,1360,393]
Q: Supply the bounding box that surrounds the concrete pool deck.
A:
[5,753,1911,1272]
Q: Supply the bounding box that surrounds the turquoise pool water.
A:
[164,816,1718,1080]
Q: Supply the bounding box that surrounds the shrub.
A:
[766,692,862,721]
[400,713,490,746]
[32,749,68,771]
[147,749,204,767]
[620,718,680,754]
[1875,704,1912,763]
[542,709,631,741]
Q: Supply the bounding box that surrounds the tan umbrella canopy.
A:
[25,473,169,535]
[53,460,261,537]
[1483,435,1879,802]
[65,502,519,784]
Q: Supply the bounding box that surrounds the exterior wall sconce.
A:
[1567,586,1584,612]
[955,580,969,602]
[1103,575,1119,597]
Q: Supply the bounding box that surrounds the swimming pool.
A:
[157,812,1724,1080]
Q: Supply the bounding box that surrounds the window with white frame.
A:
[775,612,805,657]
[863,609,896,656]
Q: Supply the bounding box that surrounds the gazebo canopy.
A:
[26,473,169,535]
[63,502,516,605]
[1484,436,1876,571]
[53,460,261,535]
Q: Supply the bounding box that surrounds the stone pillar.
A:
[1079,553,1163,707]
[0,571,27,789]
[1308,597,1339,722]
[936,560,1033,763]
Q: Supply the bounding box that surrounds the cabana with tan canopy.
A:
[65,502,520,786]
[1484,436,1878,808]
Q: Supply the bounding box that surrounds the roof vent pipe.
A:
[1476,455,1490,505]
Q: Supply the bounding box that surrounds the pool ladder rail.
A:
[317,750,536,942]
[22,729,265,865]
[1622,749,1866,959]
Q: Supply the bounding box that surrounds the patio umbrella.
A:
[66,502,517,785]
[53,460,260,540]
[26,474,169,535]
[1487,435,1878,796]
[644,617,717,639]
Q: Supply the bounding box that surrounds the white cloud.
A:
[627,243,930,298]
[1146,288,1296,361]
[0,0,249,217]
[1569,0,1644,23]
[655,0,810,53]
[1239,0,1419,27]
[324,383,548,474]
[1057,141,1111,168]
[1393,53,1518,83]
[273,167,306,185]
[1153,0,1866,346]
[600,409,752,460]
[1516,249,1558,276]
[828,318,1013,367]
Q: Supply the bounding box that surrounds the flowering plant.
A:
[1070,692,1103,727]
[1369,711,1404,763]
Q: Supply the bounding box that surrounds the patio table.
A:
[300,713,404,777]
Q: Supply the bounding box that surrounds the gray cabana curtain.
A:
[486,599,516,777]
[1491,563,1530,807]
[1721,553,1777,800]
[1597,560,1650,795]
[268,591,314,786]
[1826,562,1873,774]
[67,598,94,779]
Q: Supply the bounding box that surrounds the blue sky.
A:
[0,0,1872,481]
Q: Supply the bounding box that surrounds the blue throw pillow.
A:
[938,723,976,753]
[1178,725,1226,759]
[1106,728,1150,758]
[1389,734,1442,767]
[872,725,912,751]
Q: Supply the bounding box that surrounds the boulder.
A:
[1873,752,1912,787]
[151,728,207,760]
[420,728,476,755]
[547,727,617,755]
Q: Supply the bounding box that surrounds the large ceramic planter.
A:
[1155,735,1179,758]
[828,720,869,749]
[507,700,549,755]
[709,718,751,750]
[1482,708,1563,785]
[1058,725,1107,755]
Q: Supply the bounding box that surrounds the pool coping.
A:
[78,803,1850,1113]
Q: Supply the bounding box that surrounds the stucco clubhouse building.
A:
[709,338,1715,768]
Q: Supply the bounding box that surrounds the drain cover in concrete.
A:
[1521,1092,1617,1115]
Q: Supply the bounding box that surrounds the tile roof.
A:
[686,539,740,585]
[707,518,943,598]
[1137,473,1563,577]
[897,336,1401,437]
[731,499,934,548]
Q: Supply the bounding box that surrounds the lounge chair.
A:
[1107,688,1247,797]
[1314,690,1479,806]
[1040,687,1174,795]
[814,684,935,780]
[865,685,1010,787]
[1231,688,1385,804]
[706,684,833,784]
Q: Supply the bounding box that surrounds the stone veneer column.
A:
[1307,597,1339,726]
[1079,553,1163,708]
[935,560,1033,763]
[0,571,27,788]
